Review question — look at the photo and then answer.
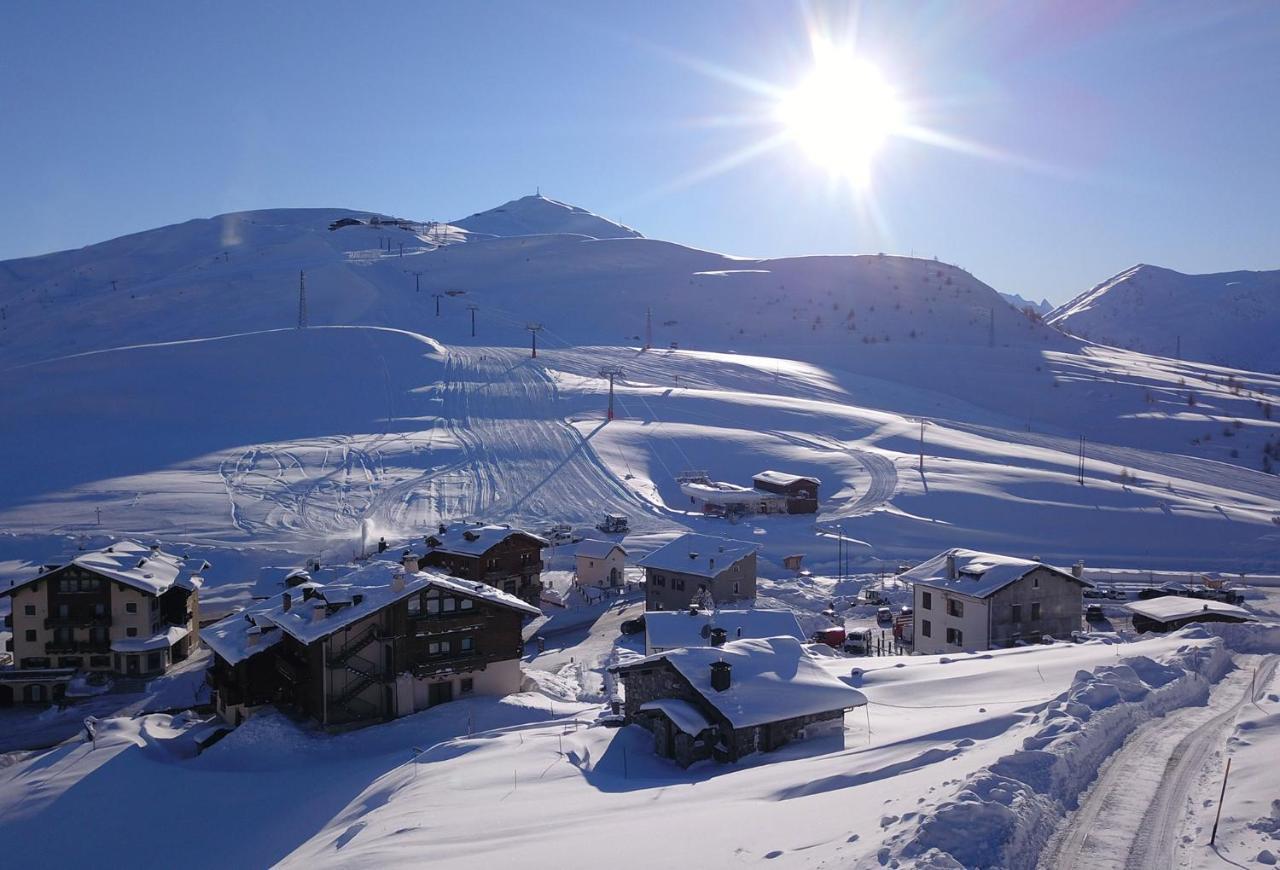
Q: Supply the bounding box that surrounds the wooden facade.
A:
[420,530,546,605]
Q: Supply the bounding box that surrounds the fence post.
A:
[1210,757,1233,846]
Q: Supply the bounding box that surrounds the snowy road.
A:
[1040,654,1279,870]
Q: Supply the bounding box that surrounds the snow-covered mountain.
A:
[1048,264,1280,372]
[2,201,1279,572]
[453,193,642,239]
[999,291,1053,316]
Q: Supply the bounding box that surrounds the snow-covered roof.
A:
[902,548,1086,599]
[1126,597,1253,624]
[424,523,549,557]
[1,540,206,598]
[575,539,626,560]
[753,470,821,487]
[637,533,756,579]
[645,609,805,652]
[111,625,189,653]
[639,699,712,736]
[620,636,865,729]
[202,560,542,666]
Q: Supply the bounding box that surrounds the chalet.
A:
[637,533,757,612]
[752,471,820,514]
[0,541,204,704]
[613,635,866,767]
[1126,597,1254,633]
[643,608,805,655]
[575,540,627,588]
[906,549,1091,654]
[420,523,548,605]
[204,557,541,728]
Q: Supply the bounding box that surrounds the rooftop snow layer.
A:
[203,560,542,665]
[111,624,189,653]
[637,533,757,579]
[645,608,805,652]
[575,539,626,560]
[753,470,820,487]
[901,548,1086,598]
[424,523,549,558]
[1126,597,1254,623]
[639,699,713,736]
[1,540,205,598]
[622,635,865,729]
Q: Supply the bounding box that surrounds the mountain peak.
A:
[453,195,642,240]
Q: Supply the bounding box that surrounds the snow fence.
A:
[888,630,1238,869]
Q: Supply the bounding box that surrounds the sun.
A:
[776,52,906,183]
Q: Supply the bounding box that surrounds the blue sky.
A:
[2,0,1277,302]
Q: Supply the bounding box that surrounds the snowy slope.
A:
[1000,291,1053,316]
[1049,264,1280,372]
[453,193,642,239]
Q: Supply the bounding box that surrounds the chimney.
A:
[1072,560,1085,579]
[945,553,957,580]
[709,627,727,647]
[150,543,161,553]
[392,572,406,593]
[709,557,715,572]
[710,660,731,692]
[246,627,261,649]
[401,550,419,573]
[310,605,325,623]
[282,593,292,612]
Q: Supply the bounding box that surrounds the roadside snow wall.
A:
[891,632,1235,869]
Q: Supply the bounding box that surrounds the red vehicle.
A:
[811,627,847,648]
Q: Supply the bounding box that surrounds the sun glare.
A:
[777,52,905,183]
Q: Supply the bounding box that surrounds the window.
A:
[146,653,162,671]
[23,604,35,616]
[89,655,111,668]
[442,597,457,613]
[922,619,932,638]
[58,604,69,618]
[460,678,474,694]
[1011,604,1022,623]
[503,580,517,594]
[58,656,83,668]
[25,630,36,642]
[1030,603,1041,621]
[426,641,447,656]
[126,602,137,614]
[407,596,421,615]
[946,627,964,646]
[426,597,441,614]
[487,558,497,569]
[653,574,666,587]
[733,581,740,595]
[1033,576,1040,589]
[460,637,474,653]
[126,628,138,637]
[921,591,932,610]
[673,578,684,591]
[150,597,158,610]
[947,599,964,617]
[95,603,106,616]
[460,598,474,610]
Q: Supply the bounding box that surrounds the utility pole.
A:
[466,303,478,338]
[1078,435,1086,485]
[598,367,624,421]
[95,507,101,526]
[406,270,424,293]
[644,307,652,351]
[525,323,543,358]
[431,292,445,316]
[297,270,307,329]
[919,420,925,473]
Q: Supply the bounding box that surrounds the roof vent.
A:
[688,552,699,560]
[463,531,480,542]
[709,627,727,648]
[137,558,148,569]
[710,660,732,691]
[945,553,957,580]
[282,593,292,612]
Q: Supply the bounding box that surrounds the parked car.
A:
[843,628,871,655]
[1105,588,1128,601]
[620,615,646,635]
[811,627,847,648]
[899,605,914,617]
[1083,587,1106,599]
[1085,603,1105,621]
[876,606,893,623]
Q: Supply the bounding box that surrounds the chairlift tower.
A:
[297,270,307,329]
[599,367,624,421]
[525,323,544,358]
[466,303,479,337]
[431,292,445,316]
[406,270,424,293]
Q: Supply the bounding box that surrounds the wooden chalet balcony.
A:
[44,615,112,629]
[45,640,111,654]
[411,653,498,679]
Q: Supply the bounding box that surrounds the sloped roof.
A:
[575,539,626,560]
[203,560,542,665]
[753,470,821,487]
[637,533,756,579]
[902,548,1087,599]
[424,523,549,557]
[1126,597,1253,624]
[645,609,804,651]
[619,636,865,729]
[639,699,712,736]
[1,540,206,598]
[111,625,189,653]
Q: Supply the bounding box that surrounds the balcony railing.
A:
[44,640,111,654]
[44,615,112,629]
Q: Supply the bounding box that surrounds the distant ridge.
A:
[453,194,643,240]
